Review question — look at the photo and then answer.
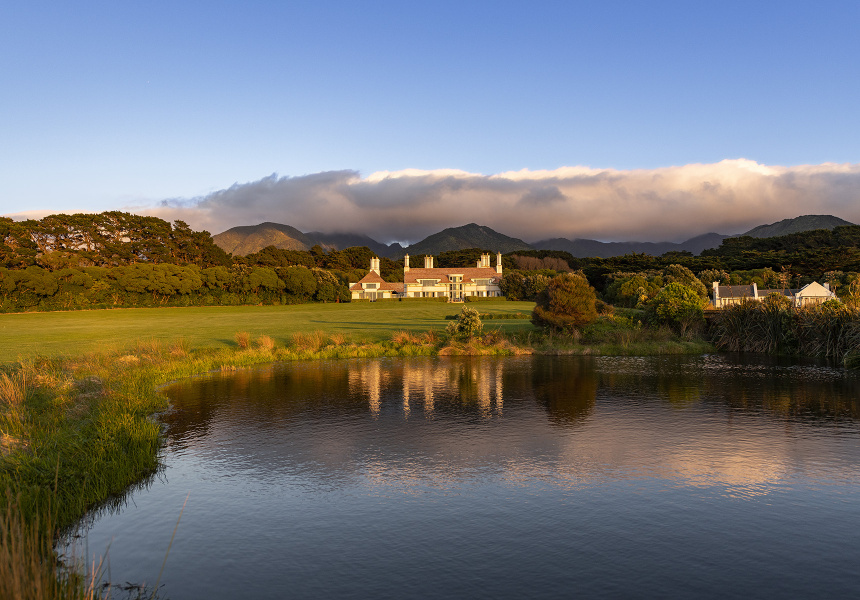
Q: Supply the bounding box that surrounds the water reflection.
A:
[71,355,860,600]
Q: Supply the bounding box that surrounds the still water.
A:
[68,355,860,599]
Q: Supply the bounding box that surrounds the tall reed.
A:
[711,298,860,365]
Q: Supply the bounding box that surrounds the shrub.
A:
[446,306,483,339]
[645,282,707,337]
[531,273,598,333]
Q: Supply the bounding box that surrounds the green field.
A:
[0,301,537,364]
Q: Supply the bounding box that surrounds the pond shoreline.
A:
[0,326,834,598]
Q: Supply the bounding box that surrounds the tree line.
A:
[2,213,859,313]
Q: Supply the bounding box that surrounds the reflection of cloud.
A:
[133,159,860,244]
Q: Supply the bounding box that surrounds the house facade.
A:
[402,252,503,300]
[712,281,837,308]
[349,253,504,302]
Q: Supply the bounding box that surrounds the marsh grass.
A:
[1,490,106,600]
[712,300,860,365]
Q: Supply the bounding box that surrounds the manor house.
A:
[350,253,504,301]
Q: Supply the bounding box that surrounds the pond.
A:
[66,355,860,599]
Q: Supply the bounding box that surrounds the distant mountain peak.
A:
[405,224,534,255]
[741,215,854,238]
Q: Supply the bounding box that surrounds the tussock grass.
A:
[255,335,275,352]
[234,331,251,349]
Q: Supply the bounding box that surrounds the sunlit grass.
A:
[0,301,538,364]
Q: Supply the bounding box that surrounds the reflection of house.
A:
[350,253,504,302]
[711,281,837,308]
[403,253,503,301]
[349,258,401,301]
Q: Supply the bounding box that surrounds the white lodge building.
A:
[350,253,504,301]
[403,252,503,301]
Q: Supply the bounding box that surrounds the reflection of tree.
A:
[715,368,860,422]
[532,357,597,425]
[162,362,358,444]
[657,377,702,407]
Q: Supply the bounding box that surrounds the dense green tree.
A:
[645,282,708,337]
[532,273,598,332]
[282,266,317,300]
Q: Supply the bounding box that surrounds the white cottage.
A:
[349,258,401,301]
[712,281,837,308]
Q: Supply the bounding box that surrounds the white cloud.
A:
[10,160,859,245]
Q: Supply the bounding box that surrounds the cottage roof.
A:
[716,285,756,298]
[796,282,834,297]
[758,289,799,297]
[404,267,500,285]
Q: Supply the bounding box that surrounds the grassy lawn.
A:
[0,300,537,364]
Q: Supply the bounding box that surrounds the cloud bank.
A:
[117,159,860,243]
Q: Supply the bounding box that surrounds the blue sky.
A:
[1,1,858,239]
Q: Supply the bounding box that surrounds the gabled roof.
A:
[356,270,386,284]
[404,267,500,285]
[796,282,834,297]
[350,270,403,292]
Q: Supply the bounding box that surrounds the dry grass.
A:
[255,335,275,351]
[391,330,421,345]
[0,372,26,408]
[134,338,163,359]
[329,333,346,346]
[291,330,326,352]
[1,491,104,600]
[169,337,190,358]
[234,331,251,349]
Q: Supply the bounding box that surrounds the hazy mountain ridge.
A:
[741,215,854,238]
[532,232,730,258]
[213,215,855,259]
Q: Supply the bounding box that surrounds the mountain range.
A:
[212,215,855,259]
